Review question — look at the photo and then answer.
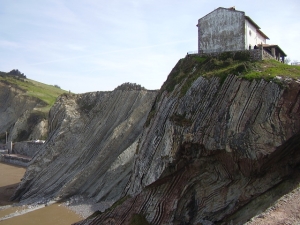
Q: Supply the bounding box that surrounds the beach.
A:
[0,162,83,225]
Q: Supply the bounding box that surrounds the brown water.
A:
[0,162,83,225]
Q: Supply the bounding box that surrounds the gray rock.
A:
[12,88,157,204]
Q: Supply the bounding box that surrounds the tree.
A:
[292,60,300,66]
[8,69,26,78]
[284,58,291,65]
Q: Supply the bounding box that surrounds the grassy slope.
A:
[145,55,300,127]
[162,55,300,97]
[0,72,67,113]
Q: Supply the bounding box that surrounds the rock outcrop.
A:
[77,56,300,224]
[12,87,157,204]
[0,81,48,143]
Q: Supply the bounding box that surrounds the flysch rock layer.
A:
[0,81,47,142]
[11,88,157,204]
[77,57,300,225]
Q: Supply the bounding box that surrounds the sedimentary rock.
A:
[77,57,300,224]
[12,86,157,204]
[0,81,47,142]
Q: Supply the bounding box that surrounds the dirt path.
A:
[246,186,300,225]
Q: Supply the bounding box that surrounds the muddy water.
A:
[0,163,25,206]
[0,162,83,225]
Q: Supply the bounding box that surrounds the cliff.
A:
[76,56,300,224]
[0,81,46,143]
[0,74,66,143]
[12,85,157,204]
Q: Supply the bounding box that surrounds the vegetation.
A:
[0,71,67,113]
[145,53,300,128]
[170,113,192,126]
[115,82,146,91]
[8,69,26,78]
[240,60,300,81]
[161,54,300,98]
[144,109,156,127]
[130,213,150,225]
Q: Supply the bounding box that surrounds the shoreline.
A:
[0,162,83,225]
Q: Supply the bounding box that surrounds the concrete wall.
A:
[0,154,29,167]
[198,8,245,53]
[196,49,263,61]
[13,141,44,157]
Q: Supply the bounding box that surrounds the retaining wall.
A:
[0,154,30,167]
[13,141,44,157]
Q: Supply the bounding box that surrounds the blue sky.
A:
[0,0,299,93]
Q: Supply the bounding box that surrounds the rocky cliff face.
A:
[77,57,300,224]
[12,86,157,204]
[0,81,48,143]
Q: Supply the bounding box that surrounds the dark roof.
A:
[259,44,287,57]
[245,16,260,29]
[245,16,269,39]
[257,29,269,40]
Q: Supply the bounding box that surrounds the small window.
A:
[249,30,252,36]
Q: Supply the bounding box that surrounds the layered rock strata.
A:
[77,57,300,224]
[12,87,157,204]
[0,81,47,142]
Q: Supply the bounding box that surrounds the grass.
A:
[0,74,68,113]
[170,113,193,126]
[166,56,300,98]
[240,60,300,81]
[145,55,300,128]
[130,213,150,225]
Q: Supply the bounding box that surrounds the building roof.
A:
[245,16,269,40]
[257,29,269,40]
[198,7,244,21]
[245,16,260,29]
[259,44,287,57]
[198,7,270,40]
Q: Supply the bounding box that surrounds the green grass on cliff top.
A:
[161,55,300,99]
[0,72,67,112]
[241,60,300,80]
[198,57,300,81]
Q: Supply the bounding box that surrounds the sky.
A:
[0,0,299,93]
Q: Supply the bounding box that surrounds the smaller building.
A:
[197,7,286,62]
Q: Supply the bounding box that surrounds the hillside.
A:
[75,55,300,225]
[0,71,67,143]
[4,55,300,224]
[11,84,157,204]
[0,71,67,112]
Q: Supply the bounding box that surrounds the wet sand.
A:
[0,162,83,225]
[0,203,83,225]
[0,163,25,206]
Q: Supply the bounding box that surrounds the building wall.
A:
[198,8,245,53]
[245,19,266,49]
[197,49,263,61]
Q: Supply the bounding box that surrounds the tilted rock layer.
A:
[0,81,47,142]
[77,57,300,225]
[12,88,157,204]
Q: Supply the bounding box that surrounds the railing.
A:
[291,62,300,65]
[187,50,198,55]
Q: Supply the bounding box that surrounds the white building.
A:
[197,7,286,61]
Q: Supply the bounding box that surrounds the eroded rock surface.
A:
[0,81,47,142]
[77,57,300,225]
[12,87,157,204]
